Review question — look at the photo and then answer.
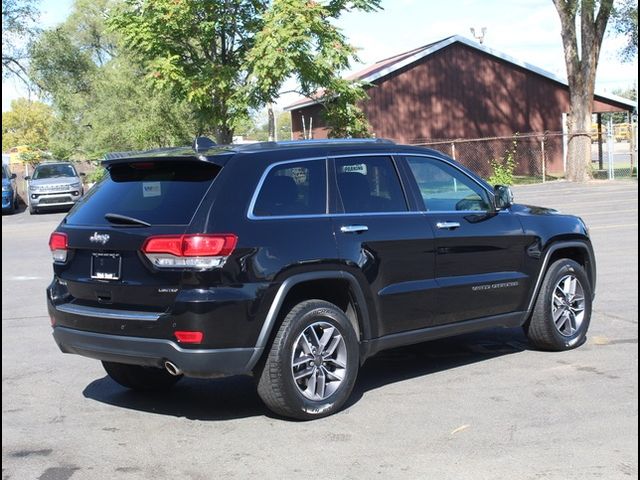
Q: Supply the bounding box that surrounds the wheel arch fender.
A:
[245,271,372,371]
[526,239,596,315]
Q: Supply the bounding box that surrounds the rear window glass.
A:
[65,161,220,226]
[253,160,326,216]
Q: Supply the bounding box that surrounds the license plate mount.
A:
[91,253,122,280]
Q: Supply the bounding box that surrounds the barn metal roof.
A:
[284,35,635,111]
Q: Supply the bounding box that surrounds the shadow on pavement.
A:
[83,327,530,421]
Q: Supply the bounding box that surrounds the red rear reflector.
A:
[49,232,68,251]
[142,234,237,257]
[174,331,204,344]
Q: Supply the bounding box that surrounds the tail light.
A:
[142,234,237,270]
[49,232,68,263]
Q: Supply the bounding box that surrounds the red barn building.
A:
[285,36,634,175]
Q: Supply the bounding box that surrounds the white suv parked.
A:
[26,162,85,214]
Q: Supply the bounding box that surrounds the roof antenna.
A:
[192,136,217,152]
[470,27,487,45]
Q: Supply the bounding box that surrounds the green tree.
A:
[2,98,53,151]
[611,0,638,61]
[2,0,40,85]
[553,0,614,182]
[323,79,372,138]
[109,0,380,143]
[603,85,637,124]
[276,110,292,141]
[29,0,196,160]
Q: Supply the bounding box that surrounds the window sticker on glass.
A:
[340,164,367,175]
[142,182,161,197]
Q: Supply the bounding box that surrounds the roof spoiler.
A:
[102,137,222,166]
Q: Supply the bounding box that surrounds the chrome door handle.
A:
[340,225,369,234]
[436,221,461,230]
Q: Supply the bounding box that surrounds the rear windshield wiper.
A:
[104,213,151,227]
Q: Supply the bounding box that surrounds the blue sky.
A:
[2,0,638,111]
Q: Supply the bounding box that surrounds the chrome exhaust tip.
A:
[164,361,182,376]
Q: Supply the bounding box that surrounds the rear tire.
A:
[526,259,592,351]
[257,300,359,420]
[102,361,182,391]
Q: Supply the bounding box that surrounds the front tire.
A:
[102,361,182,391]
[526,259,592,351]
[257,300,359,420]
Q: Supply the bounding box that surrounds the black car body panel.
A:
[48,140,596,377]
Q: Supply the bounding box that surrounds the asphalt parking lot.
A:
[2,181,637,480]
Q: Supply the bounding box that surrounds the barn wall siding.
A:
[290,42,629,175]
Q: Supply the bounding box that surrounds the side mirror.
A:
[11,173,16,179]
[494,185,514,210]
[24,176,31,180]
[80,172,86,176]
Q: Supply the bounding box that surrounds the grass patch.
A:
[512,174,563,185]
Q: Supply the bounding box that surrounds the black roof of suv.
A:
[48,138,596,419]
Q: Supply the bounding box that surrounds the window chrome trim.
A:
[247,152,494,220]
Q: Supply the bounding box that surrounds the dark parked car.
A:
[48,139,595,419]
[2,164,18,214]
[26,161,84,214]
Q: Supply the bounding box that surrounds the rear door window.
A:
[252,159,326,217]
[334,156,407,213]
[65,161,220,226]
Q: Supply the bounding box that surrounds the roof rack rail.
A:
[276,138,395,145]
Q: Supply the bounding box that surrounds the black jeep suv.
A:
[48,139,595,419]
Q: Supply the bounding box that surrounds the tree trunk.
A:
[215,126,233,145]
[553,0,613,182]
[566,93,593,182]
[267,104,275,142]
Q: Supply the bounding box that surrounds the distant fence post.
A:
[450,142,456,159]
[562,113,568,174]
[541,137,546,183]
[630,113,637,177]
[607,118,615,180]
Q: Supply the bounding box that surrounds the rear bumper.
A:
[52,326,257,378]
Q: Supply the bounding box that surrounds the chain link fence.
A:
[590,120,638,180]
[411,125,638,184]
